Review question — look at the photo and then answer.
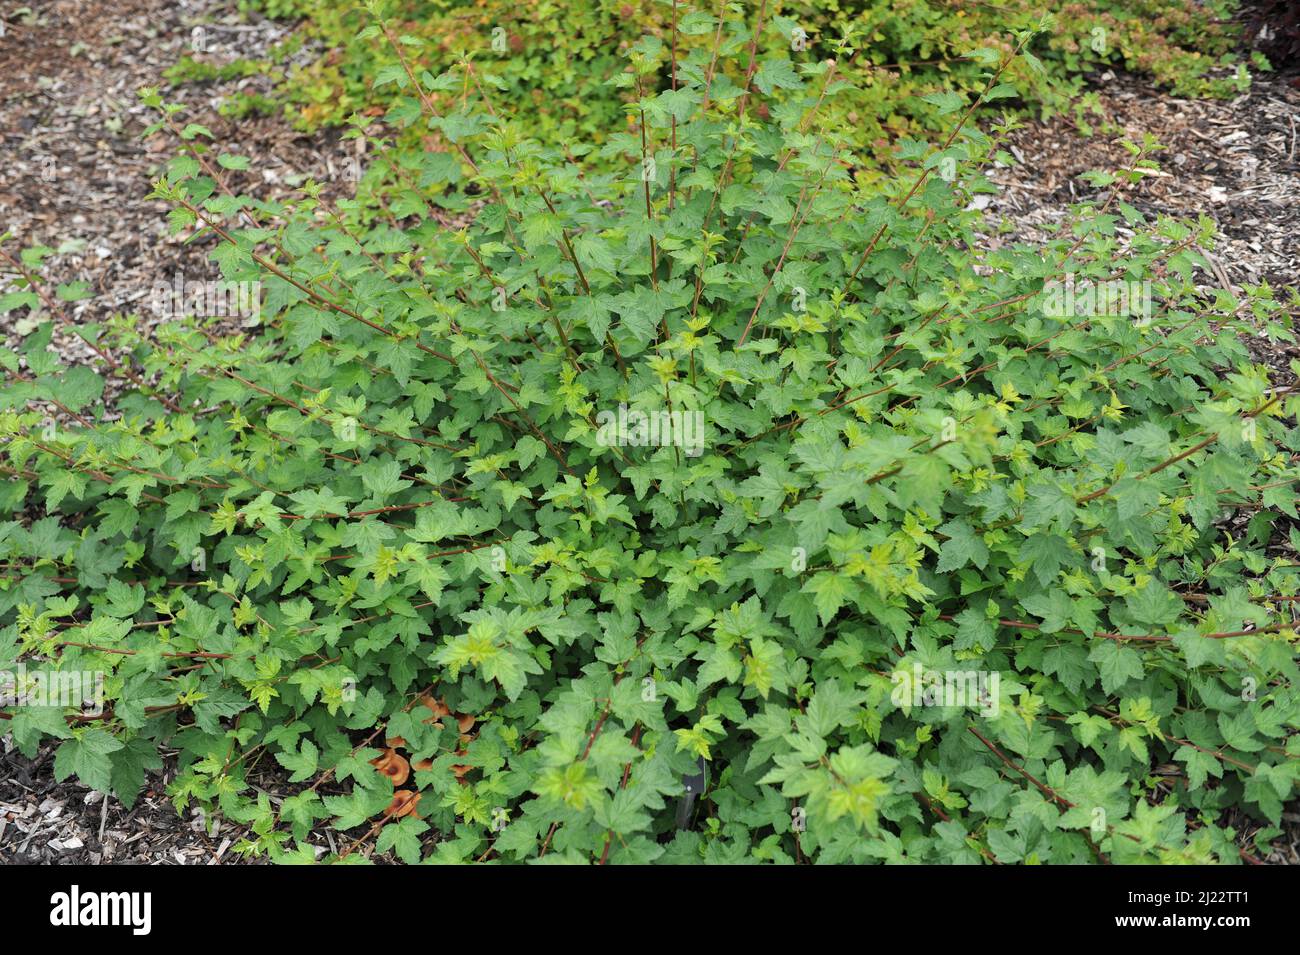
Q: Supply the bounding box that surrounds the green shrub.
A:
[2,13,1297,864]
[247,0,1247,160]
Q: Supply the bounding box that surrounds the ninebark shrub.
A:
[1,13,1296,863]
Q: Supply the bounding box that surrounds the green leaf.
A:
[803,572,852,625]
[376,816,429,863]
[936,521,988,572]
[1125,584,1182,628]
[1089,640,1144,694]
[275,738,320,783]
[111,738,164,808]
[54,730,125,793]
[103,578,145,618]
